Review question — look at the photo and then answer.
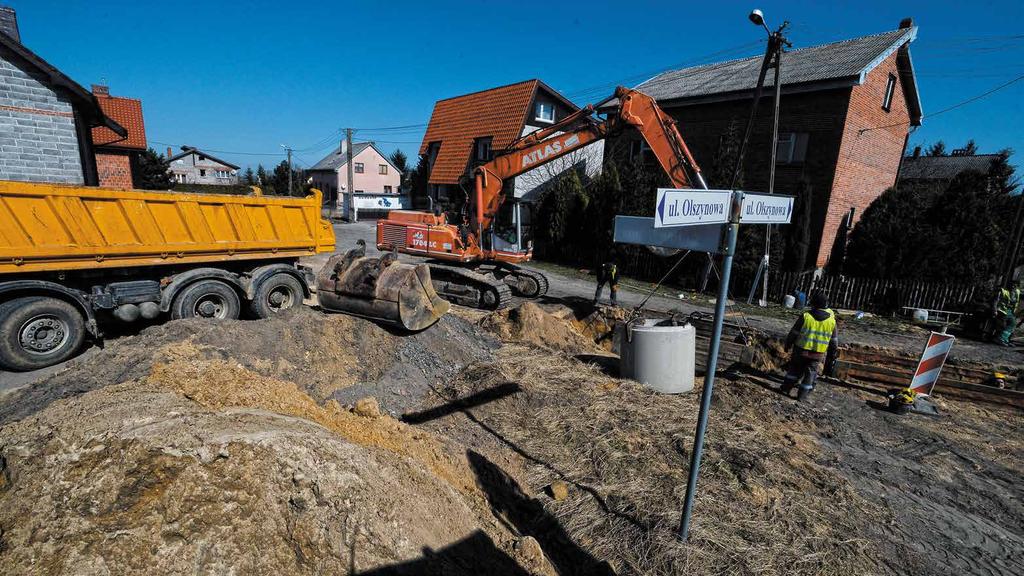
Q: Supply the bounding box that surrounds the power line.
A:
[351,123,428,131]
[355,139,421,145]
[859,73,1024,134]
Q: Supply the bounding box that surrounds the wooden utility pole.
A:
[346,128,357,222]
[285,147,293,196]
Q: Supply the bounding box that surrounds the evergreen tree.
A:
[242,166,255,185]
[781,178,814,271]
[388,149,409,190]
[409,154,432,209]
[269,161,291,195]
[926,141,947,156]
[846,150,1018,283]
[132,148,173,190]
[256,164,269,188]
[707,118,744,189]
[961,139,978,155]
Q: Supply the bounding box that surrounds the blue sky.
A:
[9,0,1023,171]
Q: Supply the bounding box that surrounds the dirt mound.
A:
[0,355,553,574]
[0,306,496,425]
[480,302,601,353]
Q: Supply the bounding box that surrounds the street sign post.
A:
[616,188,792,542]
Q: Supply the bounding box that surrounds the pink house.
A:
[308,141,403,214]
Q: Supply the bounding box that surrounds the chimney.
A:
[912,146,921,158]
[166,146,173,159]
[0,5,19,42]
[91,84,110,97]
[899,17,913,29]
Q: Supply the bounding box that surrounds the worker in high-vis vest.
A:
[781,291,838,401]
[995,280,1021,347]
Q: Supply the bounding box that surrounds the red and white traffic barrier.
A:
[909,332,956,395]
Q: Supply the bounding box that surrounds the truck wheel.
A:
[250,273,304,318]
[171,280,241,320]
[0,296,86,371]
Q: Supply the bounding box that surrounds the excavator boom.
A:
[377,86,706,310]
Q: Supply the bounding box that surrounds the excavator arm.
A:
[470,86,708,244]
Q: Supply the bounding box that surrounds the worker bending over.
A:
[781,291,838,402]
[995,280,1021,347]
[593,261,619,306]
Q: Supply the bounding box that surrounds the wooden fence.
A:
[767,272,989,314]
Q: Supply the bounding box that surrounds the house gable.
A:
[420,79,580,185]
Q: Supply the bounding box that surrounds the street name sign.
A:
[655,188,732,228]
[740,193,794,224]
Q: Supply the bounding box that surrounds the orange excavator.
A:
[377,86,708,310]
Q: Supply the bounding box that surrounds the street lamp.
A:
[748,8,769,32]
[738,9,791,305]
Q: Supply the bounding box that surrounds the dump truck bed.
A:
[0,181,336,274]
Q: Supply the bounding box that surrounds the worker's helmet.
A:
[809,290,828,309]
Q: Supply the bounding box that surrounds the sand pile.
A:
[0,306,496,426]
[0,317,554,575]
[480,302,601,353]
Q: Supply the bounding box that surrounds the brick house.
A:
[166,146,240,185]
[420,79,604,239]
[0,6,127,186]
[90,84,147,189]
[614,20,922,268]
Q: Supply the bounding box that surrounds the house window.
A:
[384,185,393,193]
[199,169,207,177]
[775,133,809,164]
[882,74,896,112]
[379,164,388,175]
[535,101,554,123]
[629,139,653,162]
[354,162,364,173]
[474,137,493,162]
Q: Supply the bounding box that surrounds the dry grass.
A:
[435,346,886,575]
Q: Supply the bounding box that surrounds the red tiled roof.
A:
[419,79,540,185]
[92,94,147,150]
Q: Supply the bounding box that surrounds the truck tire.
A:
[0,296,86,371]
[170,280,241,320]
[250,273,304,318]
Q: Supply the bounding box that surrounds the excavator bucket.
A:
[316,252,449,331]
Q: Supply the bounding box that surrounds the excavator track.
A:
[425,262,513,311]
[505,266,549,299]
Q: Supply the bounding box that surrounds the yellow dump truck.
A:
[0,180,336,370]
